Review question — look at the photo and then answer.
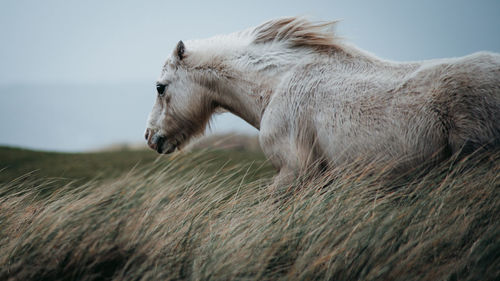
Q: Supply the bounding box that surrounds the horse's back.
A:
[314,52,500,165]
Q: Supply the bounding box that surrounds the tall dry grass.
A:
[0,150,499,281]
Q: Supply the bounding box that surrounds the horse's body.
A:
[262,50,500,176]
[146,17,500,185]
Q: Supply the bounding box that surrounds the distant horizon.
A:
[0,83,258,152]
[0,131,260,153]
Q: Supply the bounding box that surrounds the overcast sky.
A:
[1,0,499,151]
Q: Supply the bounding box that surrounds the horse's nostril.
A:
[156,136,166,153]
[157,136,165,145]
[145,130,149,140]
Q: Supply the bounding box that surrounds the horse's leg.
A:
[269,166,296,197]
[264,144,326,198]
[259,131,300,196]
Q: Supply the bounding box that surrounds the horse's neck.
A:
[212,48,307,129]
[211,45,408,130]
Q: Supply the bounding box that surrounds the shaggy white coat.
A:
[146,17,500,185]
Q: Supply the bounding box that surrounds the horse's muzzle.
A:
[145,129,176,154]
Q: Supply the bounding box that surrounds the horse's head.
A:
[145,41,216,154]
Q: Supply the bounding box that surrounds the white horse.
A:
[145,17,500,185]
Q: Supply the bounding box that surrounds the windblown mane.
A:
[252,17,340,50]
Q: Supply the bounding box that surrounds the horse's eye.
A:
[156,84,166,96]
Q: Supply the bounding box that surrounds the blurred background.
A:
[1,0,499,152]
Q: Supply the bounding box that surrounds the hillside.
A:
[0,143,270,195]
[0,145,498,280]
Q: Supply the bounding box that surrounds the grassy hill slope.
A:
[0,145,270,195]
[0,145,498,280]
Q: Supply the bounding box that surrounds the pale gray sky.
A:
[1,0,499,151]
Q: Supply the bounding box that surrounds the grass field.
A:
[0,144,499,280]
[0,144,269,196]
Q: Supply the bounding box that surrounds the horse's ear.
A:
[175,40,185,61]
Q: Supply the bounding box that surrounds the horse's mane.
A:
[182,17,341,69]
[252,17,340,50]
